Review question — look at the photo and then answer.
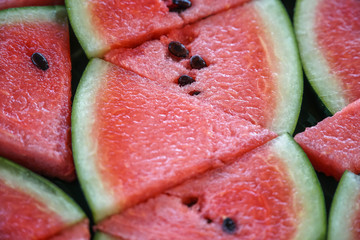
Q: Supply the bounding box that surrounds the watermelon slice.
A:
[65,0,252,58]
[0,6,74,181]
[0,157,89,240]
[295,0,360,114]
[105,0,302,134]
[72,58,277,222]
[0,0,64,10]
[294,98,360,180]
[94,135,326,240]
[328,171,360,240]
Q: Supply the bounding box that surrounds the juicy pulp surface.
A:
[316,0,360,105]
[94,62,276,214]
[96,139,299,240]
[0,16,74,180]
[0,0,64,10]
[49,219,90,240]
[0,179,65,240]
[105,3,276,130]
[295,99,360,180]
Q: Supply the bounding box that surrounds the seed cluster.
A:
[168,41,208,95]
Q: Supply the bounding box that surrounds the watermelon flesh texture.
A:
[73,59,276,221]
[96,135,325,240]
[66,0,251,57]
[0,0,64,10]
[49,219,90,240]
[328,171,360,240]
[0,6,74,181]
[295,98,360,180]
[104,0,301,134]
[0,157,88,240]
[315,0,360,108]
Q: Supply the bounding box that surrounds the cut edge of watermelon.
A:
[294,0,347,114]
[0,157,86,226]
[328,171,360,240]
[72,59,121,222]
[65,0,107,58]
[271,134,326,239]
[254,0,303,134]
[93,232,118,240]
[0,5,67,24]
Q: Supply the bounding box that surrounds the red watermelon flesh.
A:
[0,7,74,181]
[0,0,64,10]
[49,219,90,240]
[87,59,276,215]
[295,99,360,180]
[0,179,65,239]
[316,0,360,105]
[95,137,307,240]
[105,3,277,129]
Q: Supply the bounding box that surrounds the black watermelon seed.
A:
[189,90,201,96]
[178,75,195,87]
[190,55,207,69]
[168,41,189,58]
[31,52,49,71]
[222,217,237,234]
[169,0,192,12]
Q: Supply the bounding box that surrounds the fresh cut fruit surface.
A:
[66,0,251,57]
[0,0,64,10]
[295,0,360,114]
[105,0,302,134]
[72,59,277,222]
[328,171,360,240]
[0,6,74,181]
[295,99,360,180]
[0,157,88,240]
[95,135,326,240]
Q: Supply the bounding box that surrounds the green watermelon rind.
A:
[270,134,326,239]
[72,59,121,222]
[65,0,106,58]
[0,5,67,25]
[328,171,360,240]
[0,157,85,226]
[294,0,347,114]
[93,232,118,240]
[254,0,303,134]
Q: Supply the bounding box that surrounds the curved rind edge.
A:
[328,171,360,240]
[72,59,121,222]
[271,134,326,240]
[294,0,347,114]
[93,232,119,240]
[254,0,303,135]
[65,0,106,58]
[0,157,85,225]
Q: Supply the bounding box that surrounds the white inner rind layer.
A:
[66,0,107,58]
[72,59,121,222]
[254,0,303,135]
[270,135,326,240]
[295,0,347,114]
[0,5,67,24]
[328,171,360,240]
[0,157,84,225]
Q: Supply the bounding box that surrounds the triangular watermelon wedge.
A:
[66,0,252,57]
[295,98,360,180]
[94,135,326,240]
[104,0,302,134]
[328,171,360,240]
[0,6,74,181]
[295,0,360,114]
[0,157,89,239]
[72,58,276,222]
